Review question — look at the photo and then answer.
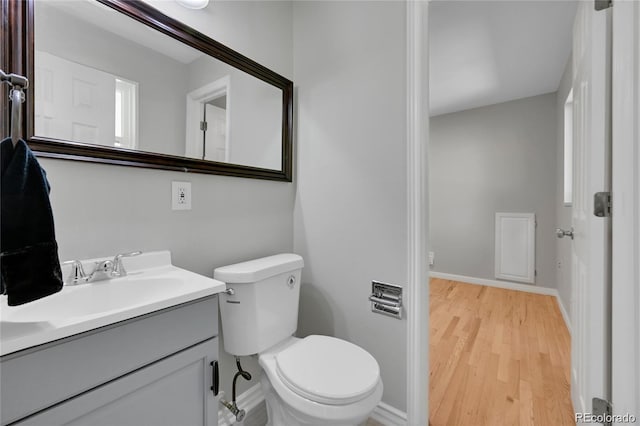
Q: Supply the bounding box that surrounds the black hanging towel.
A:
[1,138,63,305]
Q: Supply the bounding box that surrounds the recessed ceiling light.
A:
[175,0,209,10]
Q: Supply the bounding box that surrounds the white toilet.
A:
[214,254,383,426]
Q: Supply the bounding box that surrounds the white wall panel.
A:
[495,212,536,283]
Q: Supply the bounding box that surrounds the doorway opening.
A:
[426,1,580,424]
[185,75,231,161]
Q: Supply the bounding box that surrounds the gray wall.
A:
[42,0,294,400]
[293,1,408,412]
[556,56,573,317]
[429,93,558,288]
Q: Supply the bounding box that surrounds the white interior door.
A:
[571,2,611,418]
[35,51,115,146]
[204,103,227,162]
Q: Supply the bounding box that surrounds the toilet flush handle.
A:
[223,288,235,296]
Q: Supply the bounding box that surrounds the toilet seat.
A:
[275,335,380,405]
[259,336,384,424]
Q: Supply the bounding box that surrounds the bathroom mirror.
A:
[3,0,293,181]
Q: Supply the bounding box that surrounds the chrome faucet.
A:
[86,259,116,282]
[62,260,87,285]
[63,251,142,285]
[112,251,142,277]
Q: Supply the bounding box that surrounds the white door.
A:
[35,51,115,147]
[571,2,611,418]
[204,103,227,162]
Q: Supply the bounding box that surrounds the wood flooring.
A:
[429,278,574,426]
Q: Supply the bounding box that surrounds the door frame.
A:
[611,0,640,421]
[405,0,429,424]
[184,75,231,160]
[410,1,640,424]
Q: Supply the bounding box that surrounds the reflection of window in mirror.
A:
[563,89,574,206]
[114,78,138,149]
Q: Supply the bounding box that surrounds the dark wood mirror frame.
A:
[1,0,293,181]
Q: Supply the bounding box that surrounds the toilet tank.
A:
[214,254,304,356]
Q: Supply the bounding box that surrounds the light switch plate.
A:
[172,181,192,210]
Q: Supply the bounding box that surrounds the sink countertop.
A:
[0,251,225,356]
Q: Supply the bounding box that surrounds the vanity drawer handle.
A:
[210,360,219,396]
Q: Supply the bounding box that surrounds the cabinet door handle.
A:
[210,361,219,396]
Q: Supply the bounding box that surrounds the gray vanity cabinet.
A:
[15,338,218,426]
[1,296,220,426]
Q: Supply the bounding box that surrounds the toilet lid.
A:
[275,335,380,405]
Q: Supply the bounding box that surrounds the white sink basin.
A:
[5,276,180,322]
[0,251,225,356]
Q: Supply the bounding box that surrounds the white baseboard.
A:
[218,384,408,426]
[556,293,572,336]
[430,271,572,335]
[218,383,265,426]
[429,271,557,295]
[370,402,408,425]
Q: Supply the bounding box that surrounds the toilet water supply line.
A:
[220,357,252,422]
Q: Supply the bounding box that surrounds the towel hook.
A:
[9,87,25,146]
[1,69,29,147]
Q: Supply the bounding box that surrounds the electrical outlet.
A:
[428,251,435,266]
[172,181,192,210]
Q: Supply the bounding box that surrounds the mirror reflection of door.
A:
[35,51,115,146]
[202,96,227,162]
[185,76,230,162]
[35,50,139,150]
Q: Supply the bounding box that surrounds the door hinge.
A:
[200,121,208,131]
[592,397,612,425]
[594,192,612,217]
[595,0,612,11]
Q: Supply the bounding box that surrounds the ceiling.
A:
[41,0,204,64]
[429,0,578,117]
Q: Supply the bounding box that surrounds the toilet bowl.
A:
[259,335,383,426]
[214,254,383,426]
